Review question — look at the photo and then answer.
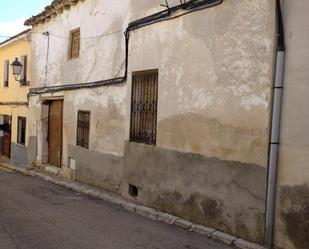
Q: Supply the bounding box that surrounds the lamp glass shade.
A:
[11,58,22,76]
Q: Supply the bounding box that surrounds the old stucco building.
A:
[0,29,31,166]
[24,0,308,248]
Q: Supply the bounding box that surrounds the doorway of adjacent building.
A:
[48,100,63,167]
[2,115,11,159]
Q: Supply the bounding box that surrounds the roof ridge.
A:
[0,29,32,47]
[25,0,82,26]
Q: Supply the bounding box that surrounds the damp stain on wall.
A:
[280,184,309,249]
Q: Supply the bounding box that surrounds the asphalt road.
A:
[0,167,231,249]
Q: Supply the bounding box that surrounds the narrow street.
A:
[0,167,231,249]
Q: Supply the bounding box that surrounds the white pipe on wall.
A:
[265,49,285,249]
[265,0,285,246]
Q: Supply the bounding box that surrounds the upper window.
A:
[76,110,90,149]
[69,28,80,59]
[130,70,158,145]
[17,117,26,145]
[20,55,28,85]
[3,60,9,87]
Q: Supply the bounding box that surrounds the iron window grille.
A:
[76,110,90,149]
[17,117,26,145]
[130,70,158,145]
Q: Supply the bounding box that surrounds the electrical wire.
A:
[28,0,223,97]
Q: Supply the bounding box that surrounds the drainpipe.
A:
[265,0,285,248]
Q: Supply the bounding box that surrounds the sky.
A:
[0,0,52,41]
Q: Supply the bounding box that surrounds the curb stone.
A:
[212,231,237,246]
[174,218,193,230]
[190,224,216,237]
[0,163,267,249]
[157,212,178,224]
[234,239,266,249]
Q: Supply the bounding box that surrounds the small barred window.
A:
[76,111,90,149]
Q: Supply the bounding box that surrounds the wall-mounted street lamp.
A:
[10,58,23,81]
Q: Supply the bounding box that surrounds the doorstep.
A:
[0,161,266,249]
[43,164,61,175]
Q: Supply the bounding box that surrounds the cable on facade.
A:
[28,0,223,98]
[30,28,125,40]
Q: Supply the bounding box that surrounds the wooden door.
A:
[2,115,11,158]
[48,100,63,167]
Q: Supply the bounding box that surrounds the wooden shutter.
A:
[3,60,9,87]
[70,28,80,59]
[20,55,27,85]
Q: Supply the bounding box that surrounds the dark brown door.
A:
[2,115,11,158]
[48,100,63,167]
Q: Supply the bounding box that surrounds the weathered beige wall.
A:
[127,0,276,167]
[123,0,276,244]
[275,1,309,249]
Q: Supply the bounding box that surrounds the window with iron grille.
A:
[76,111,90,149]
[69,28,80,59]
[130,70,158,145]
[17,117,26,145]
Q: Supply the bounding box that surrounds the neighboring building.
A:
[24,0,309,249]
[274,1,309,249]
[0,29,31,166]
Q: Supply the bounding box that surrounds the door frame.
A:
[47,100,63,167]
[2,115,11,159]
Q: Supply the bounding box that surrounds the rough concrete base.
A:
[68,145,123,193]
[279,184,309,249]
[123,142,267,243]
[10,142,28,166]
[0,162,266,249]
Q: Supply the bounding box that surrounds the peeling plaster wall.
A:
[30,0,130,88]
[126,0,276,167]
[64,86,127,190]
[274,1,309,249]
[122,0,276,244]
[28,87,128,191]
[28,0,130,190]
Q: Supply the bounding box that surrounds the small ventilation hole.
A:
[129,184,138,197]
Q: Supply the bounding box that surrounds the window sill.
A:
[128,140,156,147]
[76,144,89,150]
[16,143,26,148]
[68,57,79,61]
